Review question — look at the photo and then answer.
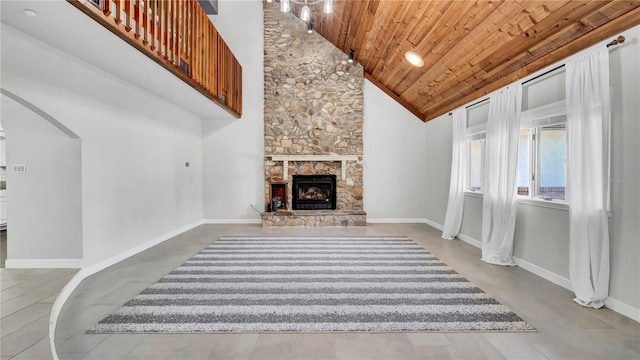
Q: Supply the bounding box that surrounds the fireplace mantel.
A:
[269,155,361,180]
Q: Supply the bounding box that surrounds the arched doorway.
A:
[1,90,83,268]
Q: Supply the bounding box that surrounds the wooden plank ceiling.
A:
[283,0,640,122]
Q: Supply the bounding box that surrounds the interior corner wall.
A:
[1,97,83,263]
[202,0,265,220]
[1,25,204,267]
[423,24,640,315]
[422,113,453,225]
[363,80,429,220]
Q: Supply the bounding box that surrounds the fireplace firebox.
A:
[292,175,336,210]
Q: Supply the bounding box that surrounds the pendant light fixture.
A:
[323,0,333,14]
[300,0,311,22]
[278,0,334,22]
[280,0,291,13]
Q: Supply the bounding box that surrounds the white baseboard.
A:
[423,218,443,230]
[456,233,482,248]
[49,219,203,360]
[5,259,82,269]
[367,218,427,224]
[203,218,262,224]
[423,218,483,248]
[512,257,572,291]
[605,297,640,323]
[424,217,639,323]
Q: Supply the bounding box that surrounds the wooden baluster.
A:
[173,0,179,66]
[174,0,179,67]
[114,0,122,24]
[103,0,112,17]
[158,0,164,57]
[167,0,172,63]
[219,37,225,103]
[165,0,170,60]
[206,14,211,89]
[172,0,177,64]
[203,20,208,88]
[149,0,156,50]
[134,0,141,39]
[142,0,150,45]
[204,15,208,88]
[124,0,132,31]
[212,27,217,94]
[204,12,208,87]
[227,45,232,106]
[202,11,207,86]
[177,0,182,67]
[193,6,198,83]
[199,7,203,83]
[180,0,186,70]
[186,0,192,76]
[237,62,242,115]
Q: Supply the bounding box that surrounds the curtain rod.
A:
[465,98,489,109]
[607,35,625,48]
[449,35,626,116]
[522,35,625,86]
[449,97,489,115]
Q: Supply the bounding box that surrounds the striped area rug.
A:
[87,236,535,333]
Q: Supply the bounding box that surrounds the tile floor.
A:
[2,223,639,359]
[1,267,77,359]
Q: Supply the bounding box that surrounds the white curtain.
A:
[566,48,610,309]
[481,86,521,266]
[442,109,467,240]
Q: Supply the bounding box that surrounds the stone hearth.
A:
[261,210,367,227]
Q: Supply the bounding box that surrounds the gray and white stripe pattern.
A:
[87,236,535,333]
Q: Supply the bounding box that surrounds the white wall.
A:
[1,95,83,265]
[1,25,204,267]
[423,113,453,225]
[424,24,640,316]
[202,0,265,221]
[607,24,640,311]
[362,79,429,221]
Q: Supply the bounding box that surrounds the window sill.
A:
[464,191,483,199]
[516,198,568,211]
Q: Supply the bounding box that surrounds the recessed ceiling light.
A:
[405,51,424,67]
[23,9,38,17]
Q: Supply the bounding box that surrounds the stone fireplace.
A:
[261,2,366,227]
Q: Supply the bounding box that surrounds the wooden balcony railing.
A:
[68,0,242,117]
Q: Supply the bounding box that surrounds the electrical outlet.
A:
[12,164,26,174]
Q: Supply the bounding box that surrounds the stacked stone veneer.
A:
[263,1,365,226]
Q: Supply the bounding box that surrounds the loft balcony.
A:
[69,0,241,117]
[1,1,241,118]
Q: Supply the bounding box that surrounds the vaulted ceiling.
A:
[285,0,640,122]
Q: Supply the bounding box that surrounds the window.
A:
[465,99,489,193]
[538,123,566,200]
[518,119,567,201]
[517,67,567,203]
[467,138,484,192]
[517,66,567,202]
[517,129,531,196]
